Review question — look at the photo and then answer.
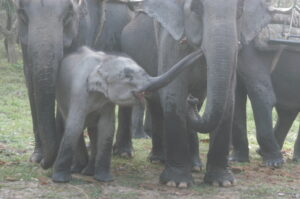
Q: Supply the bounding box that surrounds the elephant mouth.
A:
[132,90,149,104]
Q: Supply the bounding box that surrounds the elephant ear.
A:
[239,0,272,45]
[142,0,184,40]
[87,64,109,97]
[63,0,87,47]
[184,0,203,48]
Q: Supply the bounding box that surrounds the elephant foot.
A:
[71,163,86,174]
[113,145,133,158]
[192,157,202,173]
[29,150,43,164]
[293,150,300,162]
[229,150,250,163]
[94,170,114,182]
[159,166,194,188]
[204,166,236,187]
[40,157,55,170]
[256,149,284,168]
[148,152,164,164]
[52,171,71,183]
[82,163,95,176]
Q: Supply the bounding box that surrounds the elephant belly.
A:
[272,52,300,111]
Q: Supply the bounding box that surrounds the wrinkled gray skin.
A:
[121,13,204,171]
[16,0,94,168]
[120,0,273,187]
[16,0,132,169]
[231,42,300,165]
[131,104,148,139]
[52,47,202,182]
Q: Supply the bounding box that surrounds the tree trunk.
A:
[5,33,17,64]
[0,5,18,64]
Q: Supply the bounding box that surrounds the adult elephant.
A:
[120,0,274,187]
[15,0,132,169]
[231,32,300,165]
[121,12,204,171]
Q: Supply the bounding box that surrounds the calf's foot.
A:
[29,149,43,164]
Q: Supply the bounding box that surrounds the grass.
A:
[0,45,300,198]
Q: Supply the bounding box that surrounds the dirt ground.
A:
[0,140,300,199]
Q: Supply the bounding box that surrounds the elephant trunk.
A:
[27,24,64,169]
[138,49,203,93]
[190,19,238,132]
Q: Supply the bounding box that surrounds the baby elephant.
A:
[52,47,202,182]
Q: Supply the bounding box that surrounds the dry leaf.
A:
[38,176,49,185]
[5,176,18,182]
[0,160,6,165]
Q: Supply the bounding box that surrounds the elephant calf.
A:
[52,47,202,182]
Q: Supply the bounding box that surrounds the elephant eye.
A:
[17,9,28,24]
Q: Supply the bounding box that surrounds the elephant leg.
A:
[71,134,89,173]
[52,111,85,183]
[248,88,284,167]
[113,107,133,158]
[94,105,115,182]
[131,104,148,139]
[239,45,283,168]
[189,83,206,172]
[159,83,193,187]
[147,99,164,164]
[230,77,249,162]
[82,127,97,176]
[204,87,236,186]
[24,64,43,164]
[190,130,202,172]
[55,108,64,144]
[30,116,43,164]
[294,124,300,162]
[274,107,297,150]
[57,109,89,174]
[144,108,153,137]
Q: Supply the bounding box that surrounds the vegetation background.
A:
[0,0,300,198]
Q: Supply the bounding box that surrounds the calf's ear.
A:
[87,64,109,97]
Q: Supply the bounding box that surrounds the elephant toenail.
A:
[178,182,188,188]
[212,181,219,187]
[222,180,231,187]
[166,181,176,187]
